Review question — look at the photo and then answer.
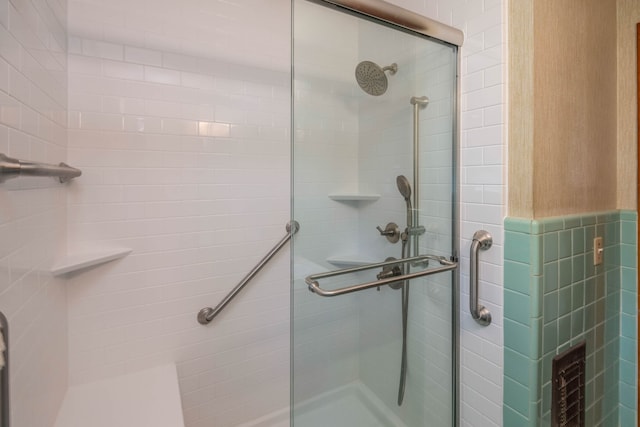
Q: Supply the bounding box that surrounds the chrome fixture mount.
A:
[470,230,492,326]
[198,220,300,325]
[0,153,82,183]
[376,222,400,243]
[376,256,403,289]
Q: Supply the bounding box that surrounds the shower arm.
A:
[306,254,457,297]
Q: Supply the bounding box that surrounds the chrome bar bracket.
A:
[306,254,457,297]
[0,153,82,183]
[470,230,492,326]
[198,220,300,325]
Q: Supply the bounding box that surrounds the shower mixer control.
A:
[376,222,400,243]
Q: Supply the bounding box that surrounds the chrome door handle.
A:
[470,230,492,326]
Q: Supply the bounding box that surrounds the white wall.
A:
[0,0,69,426]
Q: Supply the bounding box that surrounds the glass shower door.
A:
[291,1,459,425]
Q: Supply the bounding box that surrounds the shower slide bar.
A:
[305,255,457,297]
[197,221,300,325]
[0,153,82,183]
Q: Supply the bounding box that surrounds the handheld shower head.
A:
[396,175,413,228]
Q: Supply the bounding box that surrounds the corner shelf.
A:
[51,247,132,276]
[326,255,379,268]
[328,193,380,202]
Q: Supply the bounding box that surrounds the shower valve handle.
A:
[376,223,400,243]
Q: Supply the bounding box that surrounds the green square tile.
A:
[621,313,636,339]
[571,308,584,338]
[572,255,584,282]
[528,317,543,361]
[619,210,637,221]
[621,290,636,315]
[581,214,597,226]
[620,382,635,409]
[541,217,564,233]
[530,235,542,275]
[619,359,636,385]
[504,405,529,426]
[559,258,572,288]
[558,314,571,345]
[620,406,636,427]
[572,228,585,254]
[605,222,616,245]
[584,225,595,249]
[584,251,595,278]
[505,217,532,233]
[584,303,595,329]
[504,377,530,417]
[584,277,596,303]
[543,262,558,293]
[505,289,531,325]
[621,267,637,292]
[505,319,532,357]
[564,215,581,229]
[572,281,584,310]
[558,230,571,259]
[620,337,637,362]
[621,220,636,244]
[543,291,558,321]
[504,347,531,387]
[558,286,571,317]
[504,260,531,295]
[543,321,558,354]
[530,277,543,317]
[543,232,559,263]
[505,231,531,263]
[620,243,636,268]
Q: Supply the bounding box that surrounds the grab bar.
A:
[470,230,492,326]
[0,153,81,183]
[305,255,457,297]
[197,221,300,325]
[0,311,9,427]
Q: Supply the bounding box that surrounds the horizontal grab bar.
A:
[305,255,457,297]
[198,221,299,325]
[0,153,82,183]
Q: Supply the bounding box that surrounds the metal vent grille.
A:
[551,341,586,427]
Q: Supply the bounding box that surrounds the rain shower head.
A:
[355,61,397,96]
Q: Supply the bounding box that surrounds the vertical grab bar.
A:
[470,230,492,326]
[0,311,8,427]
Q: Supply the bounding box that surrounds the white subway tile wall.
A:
[0,0,69,426]
[66,1,291,426]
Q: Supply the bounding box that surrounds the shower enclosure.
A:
[291,1,462,426]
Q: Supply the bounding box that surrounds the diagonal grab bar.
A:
[0,153,82,183]
[305,255,457,297]
[197,221,299,325]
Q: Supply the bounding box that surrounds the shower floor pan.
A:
[240,381,407,427]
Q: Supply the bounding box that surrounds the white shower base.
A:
[240,382,407,427]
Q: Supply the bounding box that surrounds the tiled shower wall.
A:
[503,211,637,426]
[65,1,291,426]
[0,0,69,426]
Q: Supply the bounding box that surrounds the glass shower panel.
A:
[292,1,458,426]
